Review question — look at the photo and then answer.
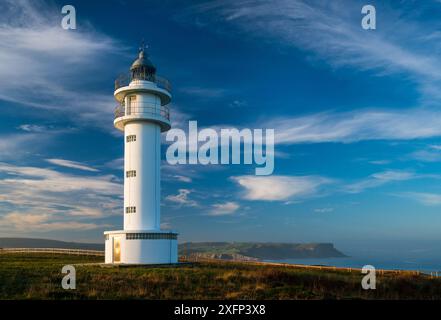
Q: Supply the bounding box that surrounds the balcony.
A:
[115,73,171,92]
[114,103,170,121]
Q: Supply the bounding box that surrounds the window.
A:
[127,95,136,115]
[126,135,136,142]
[126,170,136,178]
[126,233,178,240]
[125,206,136,214]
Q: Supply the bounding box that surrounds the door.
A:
[113,236,121,263]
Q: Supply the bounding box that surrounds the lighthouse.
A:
[104,46,178,264]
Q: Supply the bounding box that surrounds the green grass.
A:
[1,253,441,299]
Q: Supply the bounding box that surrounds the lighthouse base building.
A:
[104,47,178,264]
[104,230,178,264]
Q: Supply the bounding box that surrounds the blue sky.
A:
[1,0,441,256]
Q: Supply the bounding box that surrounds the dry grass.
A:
[1,253,441,299]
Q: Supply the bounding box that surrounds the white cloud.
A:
[185,0,441,100]
[0,0,126,130]
[18,124,48,133]
[399,192,441,206]
[0,133,51,161]
[410,145,441,162]
[0,212,106,232]
[232,175,331,201]
[105,157,124,170]
[430,145,441,150]
[267,108,441,144]
[410,150,441,162]
[165,189,198,207]
[345,170,416,194]
[0,162,122,233]
[208,201,239,216]
[369,160,391,165]
[46,158,99,172]
[172,175,192,183]
[314,207,334,213]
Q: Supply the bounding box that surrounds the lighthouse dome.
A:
[130,49,156,74]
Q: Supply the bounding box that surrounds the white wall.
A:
[105,233,178,264]
[123,92,161,231]
[105,238,113,263]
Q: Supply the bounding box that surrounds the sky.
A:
[1,0,441,256]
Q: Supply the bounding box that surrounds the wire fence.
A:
[180,256,441,277]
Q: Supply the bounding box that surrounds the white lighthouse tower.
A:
[104,46,178,264]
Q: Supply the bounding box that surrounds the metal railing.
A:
[0,247,104,256]
[114,103,170,121]
[115,73,171,92]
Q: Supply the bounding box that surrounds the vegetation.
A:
[179,242,346,259]
[1,253,441,299]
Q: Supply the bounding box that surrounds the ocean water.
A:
[265,257,441,273]
[264,241,441,274]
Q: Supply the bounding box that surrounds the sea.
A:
[266,256,441,274]
[266,241,441,274]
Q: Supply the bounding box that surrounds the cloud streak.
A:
[46,158,99,172]
[0,0,126,131]
[267,108,441,144]
[185,0,441,100]
[0,162,122,233]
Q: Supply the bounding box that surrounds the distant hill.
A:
[179,242,346,260]
[0,238,104,250]
[0,238,346,260]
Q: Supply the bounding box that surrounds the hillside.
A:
[179,242,346,260]
[0,238,346,260]
[0,238,104,250]
[0,253,438,299]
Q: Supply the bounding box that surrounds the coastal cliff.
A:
[179,242,346,261]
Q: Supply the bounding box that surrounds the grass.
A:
[1,253,441,299]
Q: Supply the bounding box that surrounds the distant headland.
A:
[0,238,346,261]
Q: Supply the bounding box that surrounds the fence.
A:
[180,256,438,277]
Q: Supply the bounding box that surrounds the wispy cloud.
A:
[18,124,49,133]
[179,86,227,98]
[185,0,441,100]
[410,145,441,162]
[0,0,126,130]
[232,175,331,201]
[0,212,106,232]
[46,158,99,172]
[398,192,441,206]
[314,207,334,213]
[0,133,51,161]
[105,157,124,171]
[172,175,192,183]
[266,108,441,144]
[0,162,122,233]
[208,201,239,215]
[345,170,417,194]
[165,189,198,207]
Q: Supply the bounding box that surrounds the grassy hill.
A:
[0,237,104,250]
[1,252,440,299]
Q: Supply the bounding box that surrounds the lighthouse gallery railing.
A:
[114,73,171,92]
[114,103,170,121]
